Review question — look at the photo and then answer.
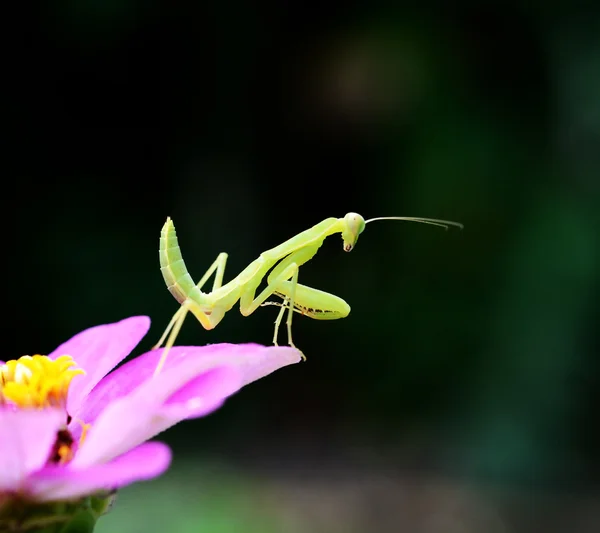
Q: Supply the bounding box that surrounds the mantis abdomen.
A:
[159,217,200,305]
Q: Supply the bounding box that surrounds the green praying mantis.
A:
[153,212,463,375]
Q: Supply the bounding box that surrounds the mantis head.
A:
[341,212,464,252]
[342,212,366,252]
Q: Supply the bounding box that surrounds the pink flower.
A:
[0,316,301,503]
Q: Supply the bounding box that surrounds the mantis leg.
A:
[240,261,301,350]
[262,301,305,346]
[154,253,228,349]
[153,304,187,350]
[153,253,229,376]
[261,299,304,345]
[153,300,192,376]
[240,244,319,315]
[260,300,305,316]
[196,252,228,292]
[280,265,299,349]
[271,297,289,345]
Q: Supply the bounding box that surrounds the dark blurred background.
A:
[6,3,599,532]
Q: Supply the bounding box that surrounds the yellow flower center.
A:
[0,355,84,408]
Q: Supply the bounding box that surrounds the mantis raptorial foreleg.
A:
[239,245,319,348]
[263,243,320,284]
[239,262,300,335]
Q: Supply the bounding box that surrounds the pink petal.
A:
[76,343,301,430]
[28,442,171,501]
[0,408,65,492]
[72,365,241,468]
[49,316,151,420]
[161,369,235,418]
[72,344,301,467]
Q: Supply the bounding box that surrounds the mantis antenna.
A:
[364,217,464,230]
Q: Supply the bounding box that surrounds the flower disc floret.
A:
[0,355,84,408]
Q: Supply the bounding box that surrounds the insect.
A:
[153,213,463,375]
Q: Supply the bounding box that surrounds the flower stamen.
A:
[73,417,92,446]
[0,355,84,408]
[80,422,92,445]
